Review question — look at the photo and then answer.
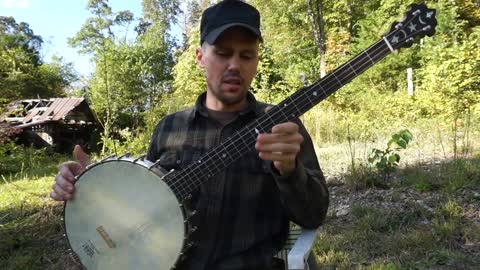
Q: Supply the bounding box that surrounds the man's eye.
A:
[216,50,228,56]
[241,54,255,60]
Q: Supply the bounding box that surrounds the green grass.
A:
[314,153,480,269]
[0,175,80,270]
[0,151,79,270]
[315,201,479,269]
[1,111,479,269]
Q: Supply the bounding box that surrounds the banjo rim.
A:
[62,157,187,269]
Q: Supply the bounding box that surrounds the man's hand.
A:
[50,145,91,201]
[255,122,304,176]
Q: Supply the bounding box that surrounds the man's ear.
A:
[195,47,204,68]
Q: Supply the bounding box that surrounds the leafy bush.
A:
[368,129,413,174]
[0,127,64,176]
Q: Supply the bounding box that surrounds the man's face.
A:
[196,27,259,109]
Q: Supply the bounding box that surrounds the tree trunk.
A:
[347,0,354,37]
[307,0,327,78]
[102,46,116,155]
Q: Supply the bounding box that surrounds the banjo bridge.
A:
[96,225,116,248]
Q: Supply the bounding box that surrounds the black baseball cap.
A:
[200,0,263,45]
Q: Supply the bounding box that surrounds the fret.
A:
[278,106,289,122]
[227,137,242,156]
[337,65,357,86]
[193,169,205,184]
[214,150,228,167]
[332,73,344,88]
[347,62,359,76]
[265,112,275,129]
[364,50,376,65]
[236,134,251,154]
[304,90,316,106]
[206,156,221,175]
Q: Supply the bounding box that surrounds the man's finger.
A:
[59,162,81,182]
[55,174,75,192]
[52,184,72,200]
[50,192,63,201]
[73,145,91,168]
[257,133,303,145]
[256,142,300,154]
[258,152,296,162]
[271,122,299,134]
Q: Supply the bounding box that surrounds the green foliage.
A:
[0,16,76,104]
[402,156,480,193]
[0,142,64,176]
[171,24,206,110]
[368,129,412,173]
[69,0,180,154]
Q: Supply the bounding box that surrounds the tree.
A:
[69,0,181,154]
[69,0,135,153]
[307,0,327,78]
[0,16,76,105]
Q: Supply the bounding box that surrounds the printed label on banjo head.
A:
[81,240,99,258]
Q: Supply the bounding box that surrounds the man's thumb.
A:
[73,145,91,168]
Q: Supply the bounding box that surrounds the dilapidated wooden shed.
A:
[0,98,100,151]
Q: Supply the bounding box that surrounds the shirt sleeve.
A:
[146,119,165,163]
[269,120,329,229]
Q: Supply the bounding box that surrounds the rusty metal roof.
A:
[1,98,89,125]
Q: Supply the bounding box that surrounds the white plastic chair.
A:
[276,227,320,270]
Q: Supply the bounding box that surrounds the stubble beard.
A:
[211,86,248,106]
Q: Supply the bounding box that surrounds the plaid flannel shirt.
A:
[147,92,329,270]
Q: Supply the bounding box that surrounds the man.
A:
[51,1,329,269]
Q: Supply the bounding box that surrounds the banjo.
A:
[64,4,436,269]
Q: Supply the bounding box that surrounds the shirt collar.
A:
[188,91,263,124]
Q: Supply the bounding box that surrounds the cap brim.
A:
[204,23,263,44]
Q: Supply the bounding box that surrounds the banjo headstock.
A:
[385,3,437,50]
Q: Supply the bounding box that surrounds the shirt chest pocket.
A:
[156,149,203,172]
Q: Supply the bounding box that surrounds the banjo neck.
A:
[163,4,437,201]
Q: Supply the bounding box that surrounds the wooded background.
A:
[1,1,480,269]
[1,0,479,157]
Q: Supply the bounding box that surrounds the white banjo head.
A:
[64,157,185,270]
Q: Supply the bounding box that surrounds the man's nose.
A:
[227,55,241,71]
